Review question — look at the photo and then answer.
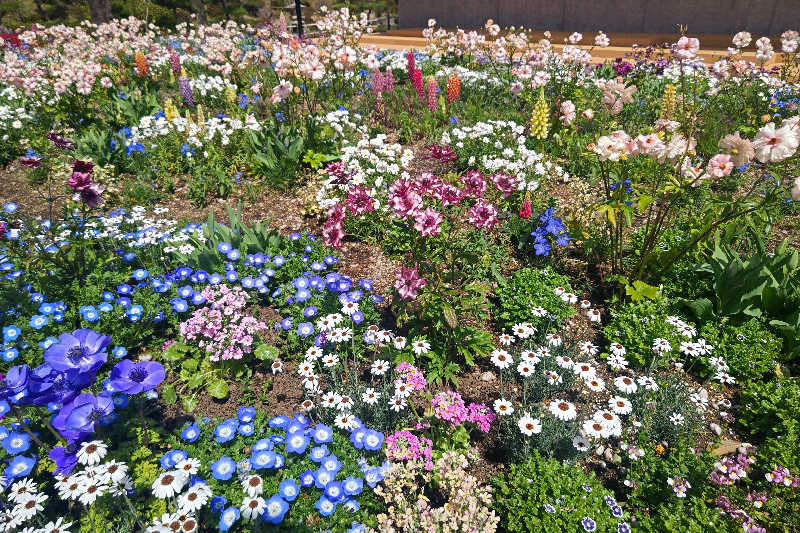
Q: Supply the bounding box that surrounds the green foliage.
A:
[604,299,682,368]
[694,318,784,381]
[630,373,703,447]
[249,125,307,190]
[739,378,800,471]
[635,498,738,533]
[493,266,576,333]
[492,452,627,533]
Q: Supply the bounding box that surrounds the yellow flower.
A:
[530,87,549,139]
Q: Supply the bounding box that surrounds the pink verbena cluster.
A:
[385,430,434,471]
[178,285,267,362]
[394,362,427,391]
[432,391,468,426]
[467,402,495,434]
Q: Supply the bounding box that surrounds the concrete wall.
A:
[398,0,800,34]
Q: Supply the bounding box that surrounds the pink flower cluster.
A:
[393,266,427,301]
[766,465,800,487]
[467,402,495,433]
[178,285,268,362]
[710,453,755,486]
[715,496,765,532]
[394,362,427,391]
[432,390,469,426]
[371,68,395,97]
[385,430,434,470]
[322,203,346,248]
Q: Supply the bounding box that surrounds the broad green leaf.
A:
[254,344,279,361]
[182,397,197,413]
[161,384,177,405]
[207,379,229,399]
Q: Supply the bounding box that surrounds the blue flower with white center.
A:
[363,429,384,451]
[226,249,240,261]
[611,505,623,517]
[544,504,556,514]
[324,256,337,265]
[209,273,223,284]
[293,277,309,290]
[350,428,366,449]
[3,203,18,214]
[217,242,233,254]
[0,427,8,440]
[101,291,114,302]
[351,311,364,324]
[160,450,188,469]
[263,495,289,524]
[279,479,299,502]
[116,296,131,308]
[364,467,383,488]
[111,346,127,359]
[2,326,20,343]
[38,302,54,314]
[286,433,309,455]
[286,421,304,435]
[214,419,238,443]
[273,453,285,469]
[218,507,240,532]
[98,302,113,313]
[310,446,328,463]
[128,304,143,316]
[360,279,373,291]
[295,289,311,303]
[322,456,342,474]
[347,522,366,533]
[38,336,57,350]
[270,434,285,445]
[297,322,313,337]
[253,438,273,452]
[268,416,289,429]
[250,450,276,470]
[581,517,597,532]
[294,413,310,427]
[1,348,18,362]
[211,456,237,481]
[170,298,189,313]
[181,424,201,443]
[314,468,333,489]
[290,232,301,241]
[241,277,255,289]
[300,470,315,488]
[617,523,631,533]
[280,318,293,331]
[116,284,133,295]
[29,314,48,330]
[133,269,149,280]
[238,407,256,423]
[2,432,30,455]
[343,476,363,496]
[238,423,254,436]
[112,394,129,408]
[190,293,206,306]
[210,496,227,513]
[177,285,193,298]
[5,455,35,479]
[315,495,336,517]
[324,481,344,502]
[343,499,360,513]
[311,261,325,272]
[313,424,333,444]
[302,306,318,319]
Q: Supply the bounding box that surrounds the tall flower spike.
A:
[659,84,677,121]
[135,51,149,77]
[447,75,460,103]
[179,76,194,108]
[169,50,181,77]
[425,77,438,112]
[530,87,550,139]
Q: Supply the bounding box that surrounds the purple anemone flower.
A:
[49,443,80,475]
[0,365,30,405]
[109,360,165,395]
[52,392,114,435]
[28,363,93,407]
[45,329,110,374]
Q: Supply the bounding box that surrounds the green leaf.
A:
[207,379,229,399]
[182,396,197,413]
[161,383,177,405]
[687,298,715,322]
[183,359,199,373]
[254,344,279,361]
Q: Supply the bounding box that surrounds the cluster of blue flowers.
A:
[531,208,571,256]
[172,407,385,530]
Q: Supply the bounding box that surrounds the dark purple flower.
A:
[179,77,194,107]
[110,360,165,395]
[44,329,110,374]
[76,182,105,208]
[28,363,93,407]
[20,157,41,169]
[68,160,94,190]
[53,392,114,434]
[49,444,80,475]
[46,133,76,151]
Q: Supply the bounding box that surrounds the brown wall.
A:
[398,0,800,34]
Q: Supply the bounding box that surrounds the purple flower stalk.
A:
[179,76,194,108]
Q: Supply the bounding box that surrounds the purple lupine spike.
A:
[179,76,194,107]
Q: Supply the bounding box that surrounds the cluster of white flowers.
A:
[434,65,506,90]
[316,108,367,140]
[189,73,237,98]
[148,456,209,533]
[0,87,35,140]
[441,120,569,188]
[315,133,414,210]
[126,112,261,154]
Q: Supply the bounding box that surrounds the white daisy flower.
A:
[517,413,542,436]
[579,341,598,356]
[7,478,36,504]
[305,347,323,360]
[242,475,264,498]
[714,372,736,385]
[393,336,407,349]
[580,299,592,309]
[555,355,574,369]
[412,339,431,355]
[152,471,188,499]
[652,338,672,353]
[582,419,609,439]
[549,399,577,421]
[614,376,638,394]
[553,287,566,296]
[669,413,685,426]
[531,306,548,317]
[77,441,108,466]
[240,496,266,520]
[78,480,109,506]
[609,396,633,415]
[297,361,315,377]
[178,484,210,513]
[517,361,535,377]
[572,435,590,451]
[337,395,355,411]
[586,308,602,322]
[585,377,606,392]
[637,376,659,391]
[321,391,342,408]
[370,359,390,375]
[609,343,627,356]
[362,388,380,405]
[490,349,512,369]
[521,350,541,365]
[607,354,629,371]
[175,458,201,476]
[35,518,73,533]
[546,333,563,347]
[334,413,359,430]
[560,292,578,304]
[498,333,515,346]
[573,362,596,380]
[493,398,514,416]
[544,369,563,385]
[389,395,407,412]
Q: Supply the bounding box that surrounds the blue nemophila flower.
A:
[544,503,556,513]
[313,424,334,444]
[315,495,336,517]
[219,507,240,532]
[112,394,129,408]
[116,296,131,309]
[217,242,233,254]
[582,517,597,532]
[303,306,318,319]
[160,449,188,469]
[2,326,20,343]
[238,423,254,437]
[362,429,384,451]
[3,203,18,214]
[38,337,56,351]
[617,523,632,533]
[5,455,35,479]
[29,314,49,330]
[347,522,366,533]
[273,453,285,469]
[251,450,276,470]
[286,421,304,435]
[209,273,223,284]
[300,470,315,488]
[211,456,237,480]
[262,494,289,524]
[98,302,113,313]
[351,311,364,325]
[279,479,299,502]
[310,445,328,463]
[297,322,313,337]
[322,455,342,474]
[268,416,289,429]
[293,277,309,290]
[295,289,311,302]
[2,348,18,362]
[280,318,293,331]
[214,419,238,443]
[133,269,149,280]
[210,496,227,513]
[2,432,30,455]
[325,480,344,502]
[238,406,256,423]
[170,298,189,313]
[350,428,366,450]
[344,476,363,496]
[611,504,623,517]
[111,346,127,359]
[314,468,333,489]
[181,424,201,443]
[116,284,133,295]
[343,498,360,513]
[272,255,285,267]
[286,433,309,455]
[38,302,55,314]
[253,438,273,452]
[190,293,206,306]
[364,467,384,488]
[226,249,240,261]
[177,285,193,299]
